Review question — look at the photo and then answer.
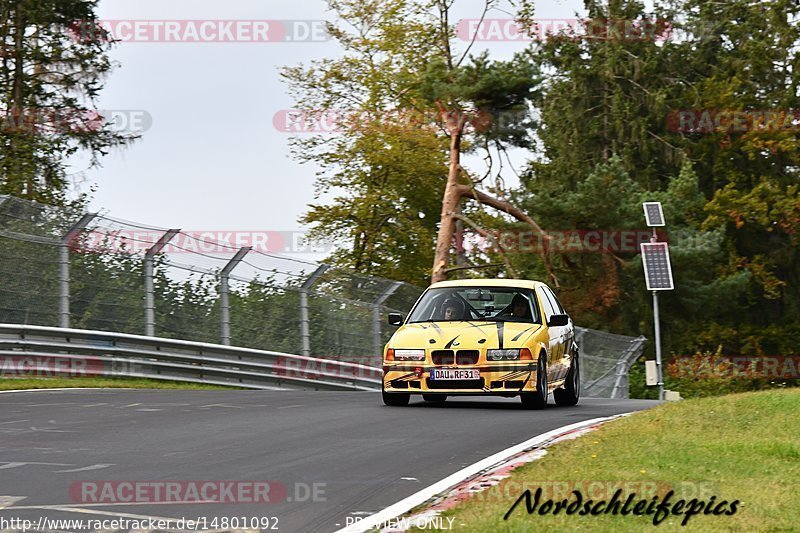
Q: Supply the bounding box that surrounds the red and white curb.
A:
[336,413,633,533]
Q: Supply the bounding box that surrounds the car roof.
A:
[428,279,545,290]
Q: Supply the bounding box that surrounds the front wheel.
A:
[382,388,410,406]
[521,354,548,410]
[554,349,580,407]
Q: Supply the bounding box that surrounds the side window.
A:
[526,290,542,323]
[538,288,556,322]
[543,287,565,315]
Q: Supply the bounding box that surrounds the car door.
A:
[537,287,562,383]
[543,286,573,382]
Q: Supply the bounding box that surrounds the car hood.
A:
[392,320,543,351]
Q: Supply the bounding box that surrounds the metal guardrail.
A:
[575,326,647,399]
[0,324,382,391]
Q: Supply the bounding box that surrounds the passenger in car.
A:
[509,294,531,319]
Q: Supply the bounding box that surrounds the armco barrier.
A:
[0,323,382,391]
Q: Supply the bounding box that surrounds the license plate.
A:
[430,369,480,380]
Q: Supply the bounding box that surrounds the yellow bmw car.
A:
[382,279,579,409]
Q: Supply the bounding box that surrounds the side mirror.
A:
[388,313,404,326]
[547,314,569,327]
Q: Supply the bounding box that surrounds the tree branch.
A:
[449,211,519,278]
[456,184,561,288]
[444,262,505,273]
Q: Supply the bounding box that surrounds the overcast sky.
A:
[69,0,587,242]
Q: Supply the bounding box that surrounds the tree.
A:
[669,0,800,329]
[0,0,137,205]
[283,0,554,286]
[513,0,800,371]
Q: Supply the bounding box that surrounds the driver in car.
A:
[441,298,466,321]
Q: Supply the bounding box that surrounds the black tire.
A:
[422,394,447,403]
[521,353,548,410]
[382,388,410,406]
[554,349,580,407]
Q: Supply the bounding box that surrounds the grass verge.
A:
[0,377,239,391]
[420,388,799,532]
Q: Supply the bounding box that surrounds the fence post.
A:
[372,282,403,361]
[299,264,330,356]
[220,246,251,345]
[59,214,96,329]
[144,229,180,337]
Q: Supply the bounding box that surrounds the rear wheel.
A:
[382,387,410,406]
[554,349,580,407]
[521,353,548,410]
[422,394,447,404]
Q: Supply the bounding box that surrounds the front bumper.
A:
[383,363,538,395]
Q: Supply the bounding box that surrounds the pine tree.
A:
[0,0,137,204]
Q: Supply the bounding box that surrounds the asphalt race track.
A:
[0,390,657,532]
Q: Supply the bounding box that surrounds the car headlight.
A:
[393,349,426,361]
[487,349,520,361]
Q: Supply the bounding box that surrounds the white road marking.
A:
[136,408,163,412]
[0,461,72,470]
[0,420,29,425]
[55,463,114,473]
[335,414,634,533]
[400,477,419,481]
[27,426,77,433]
[0,495,26,509]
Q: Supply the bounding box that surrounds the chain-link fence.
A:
[0,195,422,364]
[0,194,647,396]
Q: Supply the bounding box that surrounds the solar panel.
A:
[643,202,665,227]
[641,242,674,291]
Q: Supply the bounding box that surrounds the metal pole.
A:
[59,214,96,328]
[649,227,665,401]
[58,244,70,328]
[372,281,403,360]
[653,290,664,401]
[299,264,330,356]
[220,247,251,345]
[144,255,154,335]
[144,229,180,337]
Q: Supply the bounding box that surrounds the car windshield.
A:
[407,287,541,324]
